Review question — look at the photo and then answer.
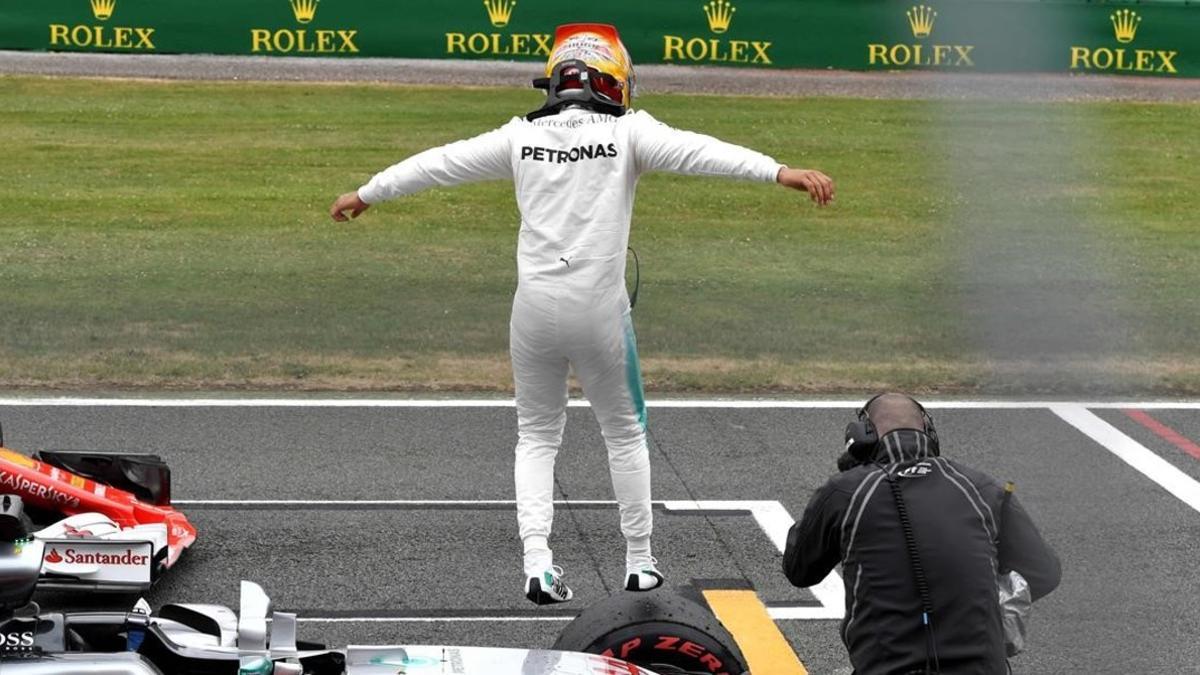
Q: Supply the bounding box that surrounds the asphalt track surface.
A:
[3,398,1200,674]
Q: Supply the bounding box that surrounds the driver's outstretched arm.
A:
[331,122,514,221]
[359,125,514,203]
[629,110,833,205]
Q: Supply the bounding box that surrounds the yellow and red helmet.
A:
[532,23,634,116]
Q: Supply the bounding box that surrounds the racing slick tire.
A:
[552,588,748,675]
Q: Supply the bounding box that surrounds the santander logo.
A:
[43,547,149,567]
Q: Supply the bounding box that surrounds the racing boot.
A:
[624,554,664,592]
[525,565,574,605]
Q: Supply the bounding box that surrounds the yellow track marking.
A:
[703,589,808,675]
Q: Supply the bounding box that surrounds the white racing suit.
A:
[358,107,783,569]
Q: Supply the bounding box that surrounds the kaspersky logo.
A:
[867,4,974,68]
[251,0,359,54]
[0,470,81,508]
[1069,9,1177,75]
[445,0,552,58]
[663,0,773,66]
[48,0,156,51]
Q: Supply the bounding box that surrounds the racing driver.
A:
[330,24,834,605]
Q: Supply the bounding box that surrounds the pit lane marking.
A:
[1122,409,1200,462]
[172,498,845,621]
[704,590,808,675]
[1052,405,1200,514]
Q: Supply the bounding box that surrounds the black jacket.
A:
[783,431,1061,675]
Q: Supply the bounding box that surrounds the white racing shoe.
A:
[525,565,574,605]
[624,555,665,592]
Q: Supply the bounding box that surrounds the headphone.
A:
[843,393,940,464]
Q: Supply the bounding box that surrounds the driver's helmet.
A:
[544,23,635,109]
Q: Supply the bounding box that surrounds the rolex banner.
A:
[0,0,1196,77]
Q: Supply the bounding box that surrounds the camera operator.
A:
[783,393,1061,674]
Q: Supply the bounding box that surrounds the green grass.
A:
[0,75,1197,394]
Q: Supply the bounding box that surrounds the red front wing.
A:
[0,447,196,566]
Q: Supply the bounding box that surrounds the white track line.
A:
[297,616,574,623]
[664,500,844,620]
[173,499,607,506]
[1051,404,1200,514]
[172,498,844,621]
[2,396,1200,408]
